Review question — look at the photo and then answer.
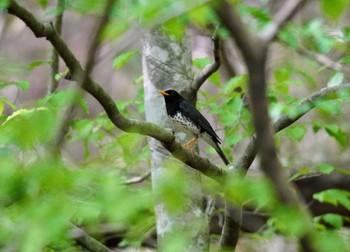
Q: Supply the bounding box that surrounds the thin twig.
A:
[71,225,113,252]
[49,0,65,93]
[191,33,221,91]
[53,0,116,151]
[260,0,304,44]
[125,171,151,185]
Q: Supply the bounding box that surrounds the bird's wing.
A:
[178,100,221,143]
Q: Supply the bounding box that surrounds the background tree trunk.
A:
[142,28,209,251]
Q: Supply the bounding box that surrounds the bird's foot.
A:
[183,136,198,152]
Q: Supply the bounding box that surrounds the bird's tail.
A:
[213,142,229,165]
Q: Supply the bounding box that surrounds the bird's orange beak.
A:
[159,90,170,96]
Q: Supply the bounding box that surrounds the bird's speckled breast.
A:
[169,111,200,135]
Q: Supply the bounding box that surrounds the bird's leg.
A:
[183,135,199,152]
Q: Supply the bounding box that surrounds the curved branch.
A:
[191,36,221,91]
[7,1,224,182]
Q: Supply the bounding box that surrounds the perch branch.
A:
[7,1,225,182]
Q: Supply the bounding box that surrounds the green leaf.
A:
[163,18,186,41]
[313,189,350,210]
[208,72,220,86]
[113,51,139,70]
[0,100,4,116]
[284,124,307,142]
[315,163,335,174]
[0,80,30,91]
[192,57,211,69]
[313,230,349,252]
[322,213,343,229]
[327,72,344,87]
[0,96,16,110]
[340,54,350,65]
[37,0,49,8]
[223,75,247,94]
[274,67,291,82]
[320,0,349,20]
[312,121,322,133]
[273,205,310,236]
[324,124,347,147]
[0,108,58,148]
[279,27,298,48]
[0,0,10,9]
[28,61,48,71]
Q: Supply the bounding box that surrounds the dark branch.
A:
[217,1,315,251]
[215,1,264,63]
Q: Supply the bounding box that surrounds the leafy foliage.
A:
[2,0,350,251]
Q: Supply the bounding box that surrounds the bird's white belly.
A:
[170,112,200,135]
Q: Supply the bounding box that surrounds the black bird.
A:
[159,89,229,165]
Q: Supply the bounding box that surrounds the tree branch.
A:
[71,225,113,252]
[191,36,221,91]
[7,1,225,182]
[260,0,305,44]
[216,1,264,64]
[217,1,315,251]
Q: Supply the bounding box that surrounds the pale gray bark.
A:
[142,28,208,251]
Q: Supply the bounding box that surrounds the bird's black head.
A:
[159,89,184,116]
[159,89,184,102]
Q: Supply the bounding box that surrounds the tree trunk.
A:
[142,28,209,251]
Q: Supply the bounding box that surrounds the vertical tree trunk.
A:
[142,28,209,251]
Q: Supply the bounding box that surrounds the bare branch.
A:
[260,0,305,44]
[7,1,225,182]
[125,171,151,185]
[191,36,221,90]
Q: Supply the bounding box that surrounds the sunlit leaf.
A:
[113,51,139,70]
[193,57,211,69]
[37,0,48,8]
[327,72,344,87]
[325,124,347,147]
[28,60,48,70]
[320,0,349,20]
[322,213,343,229]
[313,189,350,210]
[315,163,335,174]
[0,80,30,91]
